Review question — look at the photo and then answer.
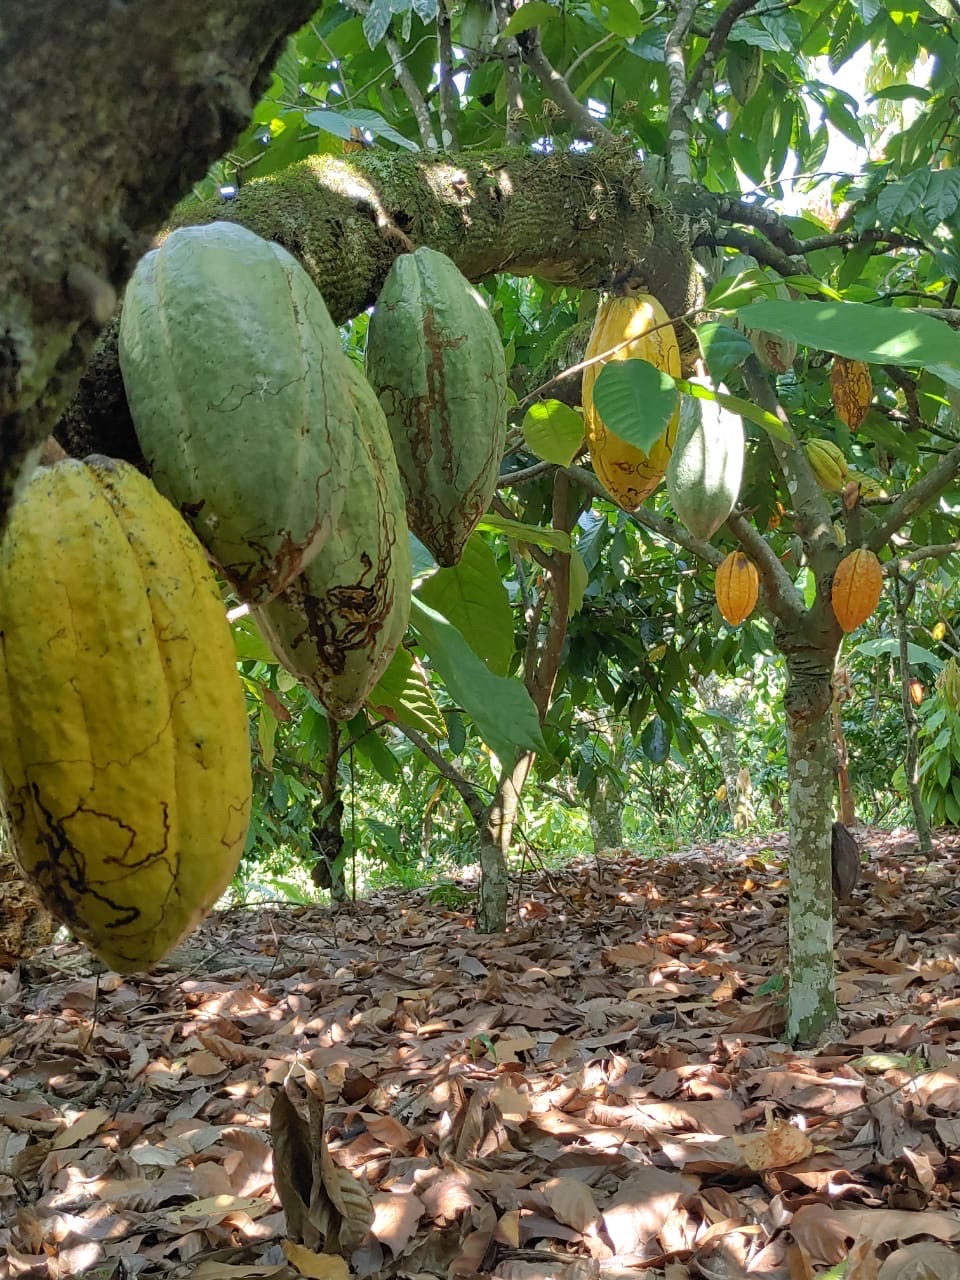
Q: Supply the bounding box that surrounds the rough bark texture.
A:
[589,782,625,852]
[0,0,317,532]
[60,146,699,466]
[784,649,840,1043]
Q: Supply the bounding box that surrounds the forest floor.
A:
[3,827,960,1280]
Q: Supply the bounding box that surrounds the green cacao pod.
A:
[119,222,358,604]
[256,367,412,721]
[727,42,763,106]
[665,379,744,541]
[0,457,251,972]
[365,247,508,567]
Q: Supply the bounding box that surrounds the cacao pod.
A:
[846,468,888,499]
[715,550,759,626]
[938,657,960,711]
[746,281,797,374]
[726,42,764,106]
[0,458,251,972]
[805,438,849,492]
[830,357,872,429]
[365,247,508,567]
[831,547,883,632]
[665,378,744,540]
[119,222,358,604]
[255,367,412,722]
[909,679,925,707]
[831,821,860,901]
[582,293,681,509]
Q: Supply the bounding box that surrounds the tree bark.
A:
[0,0,317,531]
[894,576,932,854]
[589,780,625,851]
[784,650,840,1043]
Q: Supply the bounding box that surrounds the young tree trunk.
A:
[784,651,840,1043]
[589,779,624,851]
[310,721,348,904]
[894,575,932,854]
[477,752,534,931]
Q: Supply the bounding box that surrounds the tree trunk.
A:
[310,721,348,905]
[589,779,624,851]
[477,752,534,932]
[894,576,932,854]
[784,651,840,1043]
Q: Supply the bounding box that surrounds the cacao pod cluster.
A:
[0,226,510,972]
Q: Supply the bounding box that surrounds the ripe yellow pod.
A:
[715,550,760,625]
[830,357,872,429]
[582,293,681,509]
[831,547,883,633]
[0,458,251,972]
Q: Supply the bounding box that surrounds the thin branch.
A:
[564,462,725,566]
[515,30,614,142]
[498,460,556,486]
[436,3,460,150]
[564,32,618,84]
[385,31,439,150]
[494,0,525,144]
[888,541,960,569]
[727,510,806,627]
[399,725,488,829]
[664,0,699,189]
[866,443,960,553]
[684,0,764,108]
[694,227,805,274]
[707,194,806,256]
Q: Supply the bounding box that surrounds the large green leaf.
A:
[592,360,678,453]
[417,533,515,676]
[523,399,584,466]
[736,299,960,382]
[367,645,446,737]
[409,598,546,762]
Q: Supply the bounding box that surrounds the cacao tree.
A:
[4,0,960,1043]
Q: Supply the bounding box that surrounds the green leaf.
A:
[595,0,643,39]
[348,711,401,783]
[303,107,419,151]
[501,1,557,37]
[367,645,446,737]
[363,0,393,47]
[417,532,515,676]
[706,269,771,309]
[852,638,943,671]
[592,359,678,454]
[257,701,277,772]
[476,514,572,552]
[676,378,791,443]
[735,299,960,379]
[409,597,546,762]
[522,399,584,466]
[568,548,588,617]
[232,612,278,664]
[698,321,754,381]
[640,715,670,764]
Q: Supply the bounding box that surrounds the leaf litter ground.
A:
[3,828,960,1280]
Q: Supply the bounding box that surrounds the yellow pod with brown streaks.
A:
[0,457,251,972]
[830,357,872,430]
[582,294,681,509]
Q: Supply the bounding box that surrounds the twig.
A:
[664,0,699,189]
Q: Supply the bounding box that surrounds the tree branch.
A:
[866,444,960,553]
[664,0,699,188]
[684,0,764,108]
[515,30,614,142]
[398,725,488,829]
[727,510,805,628]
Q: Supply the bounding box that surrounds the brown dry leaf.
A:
[878,1242,960,1278]
[282,1240,351,1279]
[540,1176,601,1232]
[5,828,960,1276]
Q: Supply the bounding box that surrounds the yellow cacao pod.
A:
[938,656,960,711]
[0,458,251,972]
[582,293,681,509]
[715,550,760,626]
[846,468,887,499]
[831,547,883,633]
[805,439,849,492]
[830,357,872,429]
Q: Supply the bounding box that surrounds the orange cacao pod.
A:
[830,357,872,430]
[715,550,759,625]
[909,679,924,706]
[831,548,883,632]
